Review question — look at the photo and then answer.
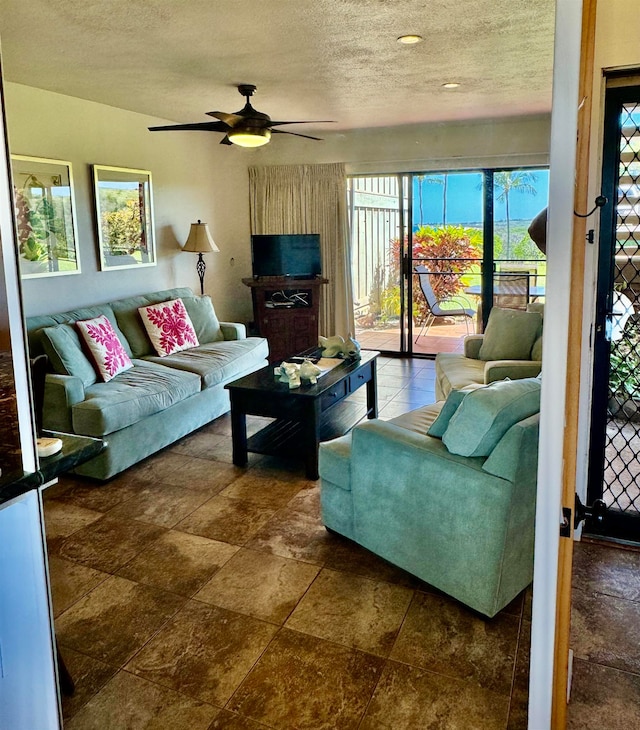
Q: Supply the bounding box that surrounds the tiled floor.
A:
[568,540,640,729]
[43,356,533,729]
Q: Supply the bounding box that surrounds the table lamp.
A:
[182,220,219,295]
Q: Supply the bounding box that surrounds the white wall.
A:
[4,83,255,323]
[253,114,551,173]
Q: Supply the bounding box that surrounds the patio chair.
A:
[494,273,530,310]
[414,265,475,342]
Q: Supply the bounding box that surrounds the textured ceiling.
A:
[0,0,556,133]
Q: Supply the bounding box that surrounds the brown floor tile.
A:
[48,555,110,617]
[227,628,384,730]
[126,599,278,706]
[219,472,303,509]
[286,568,413,657]
[507,619,531,730]
[573,541,640,601]
[117,530,239,597]
[65,669,218,730]
[58,647,118,722]
[390,591,519,695]
[160,456,245,494]
[43,499,102,553]
[245,487,335,564]
[207,709,271,729]
[568,658,640,729]
[323,534,422,588]
[171,431,232,462]
[360,659,510,730]
[127,451,201,483]
[57,515,165,572]
[203,413,232,436]
[176,495,276,545]
[107,482,212,528]
[571,587,640,674]
[56,575,185,666]
[195,548,320,624]
[54,474,149,512]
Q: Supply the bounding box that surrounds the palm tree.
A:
[493,171,537,259]
[417,174,448,226]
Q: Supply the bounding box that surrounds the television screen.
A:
[251,234,321,279]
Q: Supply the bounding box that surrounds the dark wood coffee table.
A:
[225,350,378,479]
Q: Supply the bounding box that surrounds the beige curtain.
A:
[248,162,355,339]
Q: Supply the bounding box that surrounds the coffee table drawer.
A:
[349,368,371,392]
[321,379,348,410]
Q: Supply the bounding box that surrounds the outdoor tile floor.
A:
[42,356,639,728]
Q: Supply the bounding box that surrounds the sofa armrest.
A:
[42,373,85,433]
[463,335,484,359]
[220,322,247,341]
[483,360,542,383]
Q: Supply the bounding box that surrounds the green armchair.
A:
[435,305,543,400]
[319,377,541,617]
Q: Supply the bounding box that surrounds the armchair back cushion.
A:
[478,307,542,361]
[442,376,541,457]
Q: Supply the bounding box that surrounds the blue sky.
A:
[412,169,549,227]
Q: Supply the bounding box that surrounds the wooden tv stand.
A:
[242,277,328,363]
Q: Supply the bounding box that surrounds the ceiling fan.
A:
[148,84,332,148]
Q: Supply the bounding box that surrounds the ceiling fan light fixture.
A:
[228,127,271,147]
[397,34,423,45]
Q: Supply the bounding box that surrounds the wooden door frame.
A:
[552,0,598,726]
[527,0,597,727]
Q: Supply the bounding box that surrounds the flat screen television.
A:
[251,234,322,279]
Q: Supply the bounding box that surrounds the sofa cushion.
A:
[478,307,542,361]
[138,298,199,356]
[442,377,541,457]
[71,360,202,436]
[427,384,486,438]
[111,287,197,358]
[142,337,269,389]
[388,401,443,436]
[182,296,224,343]
[76,315,133,382]
[41,324,97,388]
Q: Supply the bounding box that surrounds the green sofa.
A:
[319,377,541,617]
[435,305,543,400]
[26,287,269,480]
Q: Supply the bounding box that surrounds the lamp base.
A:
[196,252,206,296]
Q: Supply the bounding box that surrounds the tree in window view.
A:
[493,171,537,259]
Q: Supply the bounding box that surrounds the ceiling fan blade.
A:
[148,121,228,132]
[206,111,244,126]
[219,135,233,145]
[269,120,334,127]
[271,129,323,141]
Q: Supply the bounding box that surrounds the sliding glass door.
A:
[348,167,548,357]
[348,175,408,353]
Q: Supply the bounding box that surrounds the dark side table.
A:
[226,351,378,479]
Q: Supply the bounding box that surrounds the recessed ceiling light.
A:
[397,34,423,45]
[442,82,461,89]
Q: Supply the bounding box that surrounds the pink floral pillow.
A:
[76,315,133,382]
[138,298,199,357]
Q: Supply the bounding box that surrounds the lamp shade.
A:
[182,220,219,253]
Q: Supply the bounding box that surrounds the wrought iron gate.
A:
[587,83,640,542]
